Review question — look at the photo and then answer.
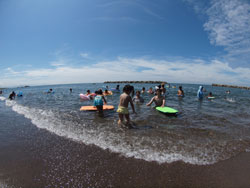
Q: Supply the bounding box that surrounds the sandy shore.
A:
[1,105,250,187]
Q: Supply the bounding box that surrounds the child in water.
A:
[141,87,146,94]
[207,92,213,98]
[160,83,166,95]
[94,89,107,116]
[177,86,184,97]
[147,87,154,94]
[147,89,165,107]
[117,85,136,127]
[133,91,144,103]
[103,89,112,96]
[9,91,16,100]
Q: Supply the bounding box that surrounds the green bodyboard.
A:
[156,107,178,114]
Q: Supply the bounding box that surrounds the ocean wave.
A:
[0,96,6,101]
[4,100,241,166]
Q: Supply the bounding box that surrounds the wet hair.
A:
[96,89,103,95]
[129,85,134,91]
[179,86,182,90]
[136,90,140,95]
[105,89,108,92]
[156,89,161,93]
[123,85,131,92]
[142,87,145,90]
[87,90,90,93]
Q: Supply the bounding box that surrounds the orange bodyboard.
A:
[80,105,115,111]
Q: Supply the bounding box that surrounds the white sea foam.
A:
[226,97,236,103]
[0,180,13,188]
[5,101,224,165]
[0,96,6,101]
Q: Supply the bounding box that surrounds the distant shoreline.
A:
[104,81,167,84]
[212,83,250,90]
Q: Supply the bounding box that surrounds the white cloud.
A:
[1,57,250,88]
[50,59,65,67]
[186,0,250,66]
[80,53,89,58]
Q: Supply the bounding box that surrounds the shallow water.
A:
[1,83,250,165]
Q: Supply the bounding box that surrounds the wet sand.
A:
[1,106,250,187]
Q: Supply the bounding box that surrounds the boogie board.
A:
[156,106,178,114]
[80,105,115,111]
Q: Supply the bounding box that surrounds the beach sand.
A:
[1,106,250,187]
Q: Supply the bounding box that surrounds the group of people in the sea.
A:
[4,83,226,128]
[78,83,216,128]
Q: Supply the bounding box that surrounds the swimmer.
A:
[129,85,135,97]
[47,89,53,93]
[117,85,136,128]
[133,91,144,103]
[160,83,166,95]
[141,87,146,94]
[207,92,213,98]
[147,89,165,107]
[147,87,154,94]
[70,88,72,93]
[9,91,16,100]
[116,85,120,90]
[103,89,112,96]
[86,90,91,95]
[177,86,184,97]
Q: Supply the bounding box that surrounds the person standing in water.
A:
[94,89,107,117]
[117,85,136,127]
[177,86,184,97]
[133,91,144,103]
[116,85,120,90]
[147,89,165,107]
[197,86,204,100]
[160,83,166,95]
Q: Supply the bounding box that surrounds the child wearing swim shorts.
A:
[117,85,136,127]
[94,89,107,116]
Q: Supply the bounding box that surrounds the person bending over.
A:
[147,89,165,107]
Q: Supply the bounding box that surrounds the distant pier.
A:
[212,83,250,90]
[104,81,167,84]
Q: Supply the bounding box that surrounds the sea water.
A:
[1,83,250,165]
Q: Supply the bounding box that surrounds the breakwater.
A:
[104,81,167,84]
[212,83,250,90]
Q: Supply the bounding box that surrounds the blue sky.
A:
[1,0,250,87]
